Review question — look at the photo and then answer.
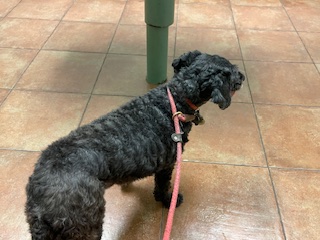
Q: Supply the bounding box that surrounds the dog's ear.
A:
[199,68,230,109]
[211,88,226,105]
[172,50,202,73]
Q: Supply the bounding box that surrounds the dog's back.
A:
[25,87,177,239]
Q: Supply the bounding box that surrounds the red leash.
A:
[163,87,184,240]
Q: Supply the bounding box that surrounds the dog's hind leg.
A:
[153,167,183,208]
[26,173,106,240]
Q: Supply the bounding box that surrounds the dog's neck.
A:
[178,98,205,125]
[185,98,208,111]
[185,98,198,110]
[184,98,206,125]
[166,84,206,125]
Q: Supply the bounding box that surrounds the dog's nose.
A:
[233,82,242,91]
[236,82,241,86]
[239,72,245,82]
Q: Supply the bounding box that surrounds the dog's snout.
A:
[235,83,242,90]
[232,72,245,91]
[239,72,245,82]
[232,81,243,91]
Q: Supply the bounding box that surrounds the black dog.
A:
[25,50,245,239]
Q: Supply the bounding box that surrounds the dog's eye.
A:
[222,71,231,77]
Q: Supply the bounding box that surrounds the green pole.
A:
[145,0,175,84]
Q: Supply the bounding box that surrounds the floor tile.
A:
[285,6,320,32]
[282,0,320,8]
[0,90,89,151]
[109,25,146,55]
[120,0,145,25]
[16,50,105,93]
[0,18,58,49]
[230,0,282,6]
[165,163,284,239]
[93,54,173,96]
[8,0,73,20]
[178,3,234,29]
[121,1,178,26]
[0,150,39,240]
[81,95,132,125]
[44,22,116,53]
[63,0,125,23]
[299,32,320,63]
[110,25,175,57]
[271,169,320,240]
[0,0,20,17]
[245,61,320,105]
[184,103,265,166]
[0,88,9,104]
[232,6,294,31]
[0,48,37,88]
[238,30,311,62]
[180,0,230,5]
[256,105,320,169]
[175,28,241,60]
[102,178,162,239]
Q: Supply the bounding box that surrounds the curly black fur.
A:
[25,50,245,240]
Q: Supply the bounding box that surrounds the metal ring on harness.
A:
[172,111,183,120]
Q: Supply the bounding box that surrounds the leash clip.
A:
[171,132,184,143]
[193,110,205,125]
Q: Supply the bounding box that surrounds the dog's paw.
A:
[162,193,184,208]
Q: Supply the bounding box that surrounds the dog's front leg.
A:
[153,167,183,208]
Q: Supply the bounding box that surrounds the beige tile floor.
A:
[0,0,320,239]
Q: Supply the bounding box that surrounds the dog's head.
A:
[172,50,245,110]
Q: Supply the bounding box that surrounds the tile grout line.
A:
[279,0,319,75]
[4,16,125,25]
[316,64,320,75]
[182,159,320,173]
[253,102,320,109]
[76,1,130,128]
[175,25,299,33]
[0,51,40,109]
[230,2,288,239]
[0,148,41,153]
[0,5,28,105]
[244,75,288,240]
[37,0,78,51]
[183,159,268,169]
[1,0,22,18]
[0,1,76,109]
[269,166,320,173]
